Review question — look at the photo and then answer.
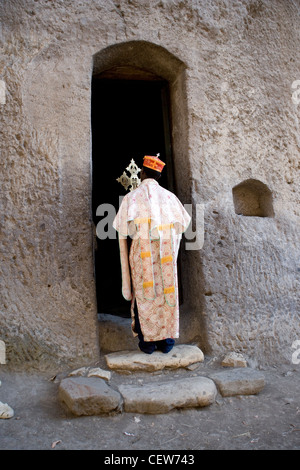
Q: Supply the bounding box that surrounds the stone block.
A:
[58,377,122,416]
[119,376,217,414]
[209,368,265,397]
[105,344,204,372]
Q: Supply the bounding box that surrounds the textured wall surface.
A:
[0,0,299,366]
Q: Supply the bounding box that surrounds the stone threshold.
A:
[58,345,266,416]
[104,344,205,372]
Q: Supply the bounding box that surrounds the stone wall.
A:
[0,0,299,366]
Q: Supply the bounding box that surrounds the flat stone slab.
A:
[105,344,204,372]
[208,368,265,397]
[119,376,217,414]
[58,377,122,416]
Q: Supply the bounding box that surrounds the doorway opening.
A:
[91,74,175,317]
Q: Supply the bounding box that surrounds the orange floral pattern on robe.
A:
[113,179,191,342]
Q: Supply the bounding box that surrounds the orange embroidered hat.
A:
[143,154,166,173]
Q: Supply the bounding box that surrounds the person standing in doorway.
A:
[113,155,191,354]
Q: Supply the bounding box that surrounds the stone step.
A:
[58,345,266,416]
[119,376,217,414]
[58,376,122,416]
[208,368,265,397]
[58,366,265,416]
[104,344,204,372]
[58,374,217,416]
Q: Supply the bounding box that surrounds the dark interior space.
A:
[91,77,174,316]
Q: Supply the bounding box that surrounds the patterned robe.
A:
[113,179,191,342]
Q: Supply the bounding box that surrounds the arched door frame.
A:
[92,40,190,201]
[91,41,192,335]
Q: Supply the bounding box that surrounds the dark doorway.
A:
[91,77,174,317]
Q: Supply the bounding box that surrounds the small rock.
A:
[0,402,14,419]
[87,367,111,381]
[221,352,247,368]
[186,362,201,371]
[68,367,88,377]
[68,366,111,381]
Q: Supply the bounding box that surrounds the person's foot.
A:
[138,341,156,354]
[156,339,175,354]
[159,344,174,353]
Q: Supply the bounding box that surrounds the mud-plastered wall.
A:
[0,0,299,365]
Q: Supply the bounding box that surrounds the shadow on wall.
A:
[232,179,274,218]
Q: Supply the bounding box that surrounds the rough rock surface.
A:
[105,345,204,372]
[0,0,299,366]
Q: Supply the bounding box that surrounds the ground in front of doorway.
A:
[0,356,299,451]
